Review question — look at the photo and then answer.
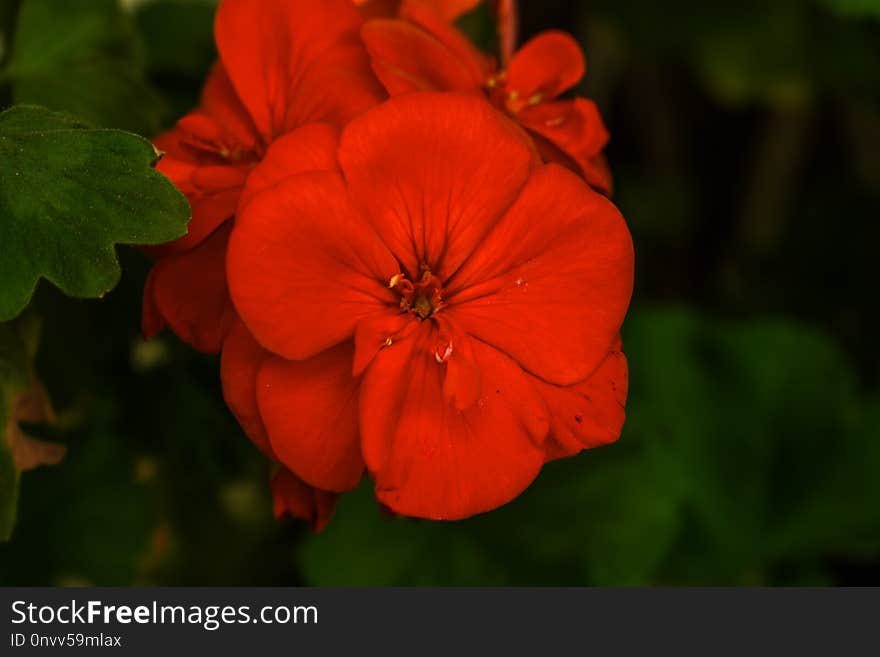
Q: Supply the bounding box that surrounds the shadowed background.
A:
[1,0,878,585]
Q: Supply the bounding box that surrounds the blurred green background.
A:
[1,0,878,586]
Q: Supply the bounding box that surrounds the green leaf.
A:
[4,0,166,133]
[0,105,190,322]
[623,309,877,581]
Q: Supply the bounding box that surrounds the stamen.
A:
[434,341,454,363]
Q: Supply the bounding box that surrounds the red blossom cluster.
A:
[143,0,634,528]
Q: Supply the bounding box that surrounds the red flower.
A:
[143,0,384,353]
[226,93,632,520]
[361,0,612,194]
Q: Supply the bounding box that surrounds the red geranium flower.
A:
[226,93,632,520]
[143,0,384,353]
[361,0,612,194]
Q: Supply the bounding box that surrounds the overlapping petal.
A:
[228,171,400,360]
[221,318,272,455]
[338,92,534,279]
[143,224,237,353]
[238,123,340,209]
[215,0,384,141]
[540,338,628,461]
[446,163,633,385]
[359,323,548,519]
[258,343,364,492]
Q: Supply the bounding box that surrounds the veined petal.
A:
[362,18,483,95]
[360,323,548,520]
[227,171,400,360]
[447,163,633,385]
[258,343,364,492]
[221,318,273,457]
[400,1,493,82]
[338,92,533,279]
[506,30,584,100]
[215,0,384,141]
[143,225,237,354]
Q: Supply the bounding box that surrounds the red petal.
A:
[221,318,273,457]
[447,164,633,386]
[239,123,340,210]
[362,18,483,95]
[258,343,364,492]
[519,98,612,195]
[270,467,337,532]
[148,118,246,257]
[362,0,491,96]
[215,0,383,141]
[540,339,628,461]
[338,92,533,280]
[506,30,584,100]
[198,63,260,154]
[228,171,400,361]
[352,312,415,376]
[400,1,493,80]
[145,224,237,353]
[355,0,401,20]
[355,0,479,21]
[360,323,548,520]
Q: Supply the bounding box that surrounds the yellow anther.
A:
[384,337,394,347]
[527,93,543,106]
[389,273,405,289]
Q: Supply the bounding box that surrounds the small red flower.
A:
[144,0,384,353]
[226,93,632,520]
[361,0,612,194]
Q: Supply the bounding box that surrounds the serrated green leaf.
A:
[0,105,190,322]
[5,0,166,133]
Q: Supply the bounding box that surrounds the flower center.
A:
[485,71,544,116]
[389,267,445,320]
